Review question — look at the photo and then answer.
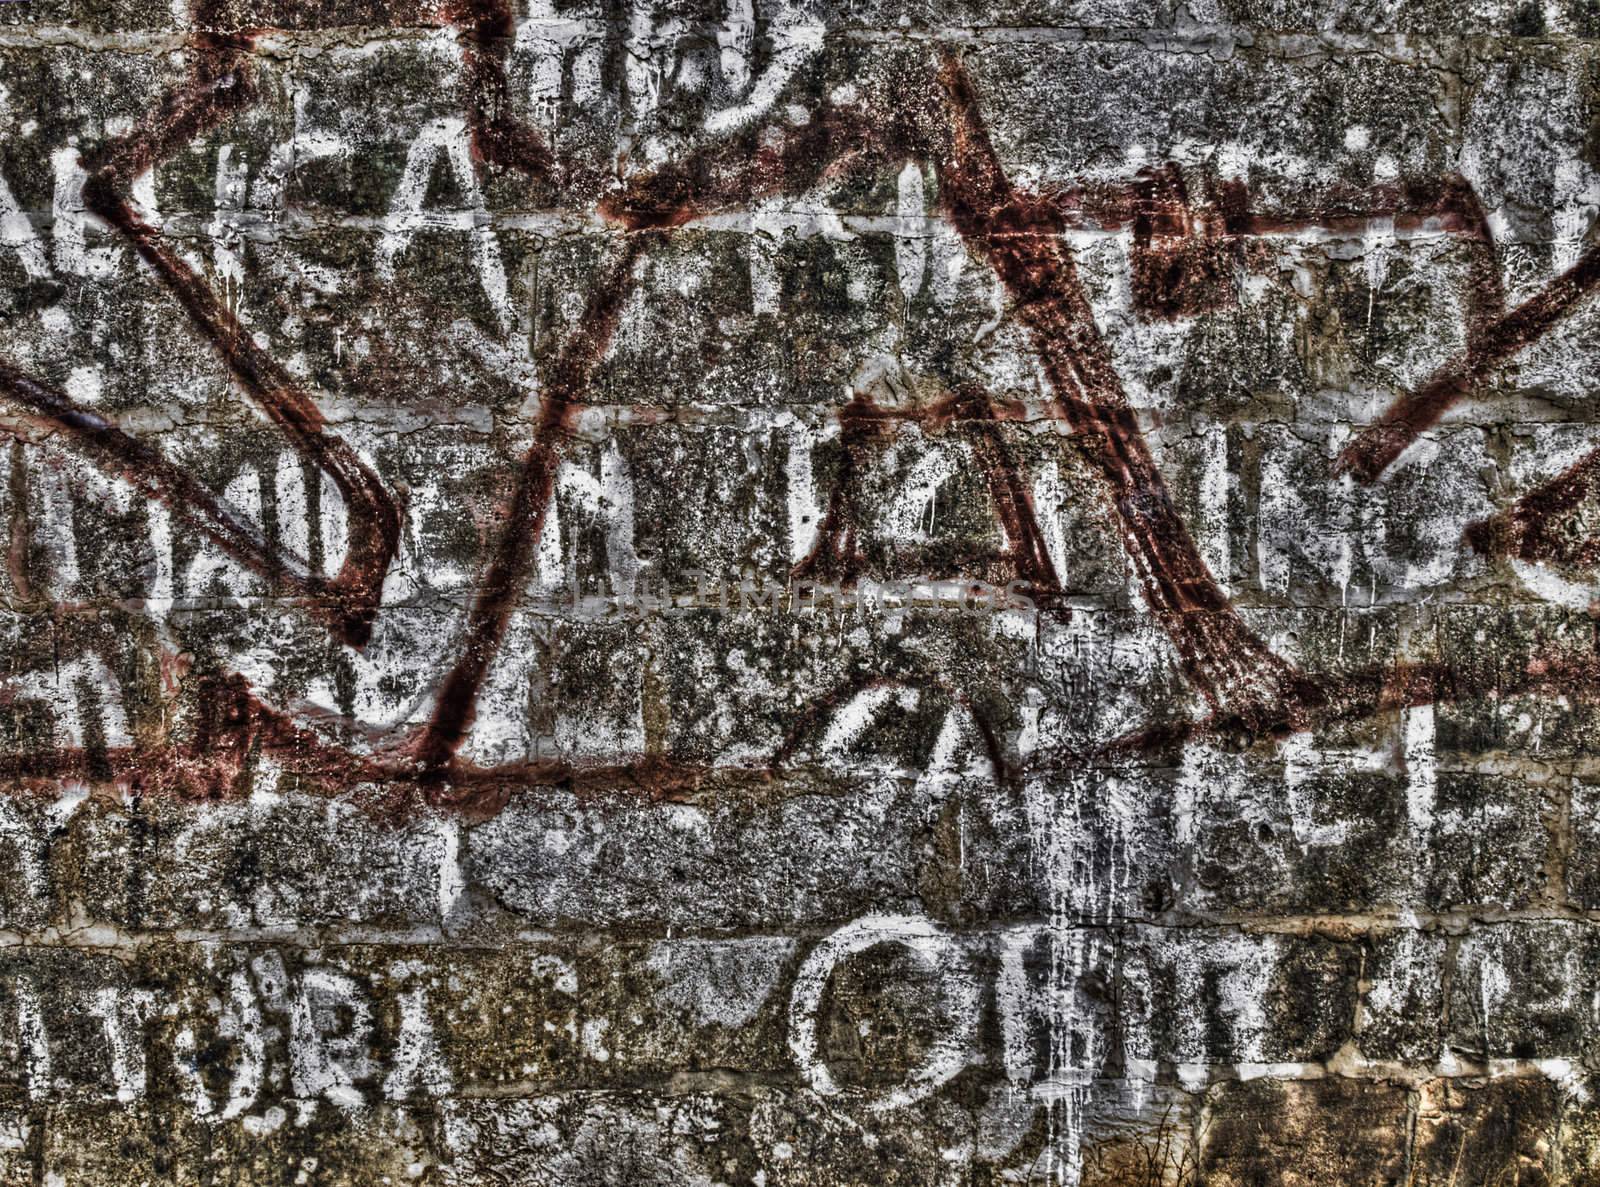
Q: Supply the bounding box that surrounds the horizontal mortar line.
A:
[940,908,1600,935]
[428,1065,1448,1102]
[0,388,1448,425]
[0,28,201,50]
[1,1061,1579,1113]
[9,401,1596,445]
[1180,907,1600,934]
[0,924,544,949]
[451,1071,813,1100]
[835,25,1600,53]
[0,23,1590,56]
[0,748,1578,803]
[0,24,1219,54]
[0,401,1294,454]
[0,588,1133,618]
[1048,1057,1589,1093]
[0,909,1598,953]
[14,193,1581,253]
[1180,1058,1590,1095]
[0,22,1219,53]
[0,588,1588,622]
[443,1059,1589,1095]
[7,400,1593,442]
[30,208,1495,249]
[0,919,1065,951]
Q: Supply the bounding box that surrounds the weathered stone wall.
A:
[3,0,1600,1181]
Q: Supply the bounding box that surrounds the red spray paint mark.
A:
[1126,163,1239,319]
[405,236,652,778]
[1467,439,1600,572]
[0,360,379,634]
[72,23,403,646]
[792,386,1063,608]
[4,7,1598,808]
[1338,226,1600,485]
[929,51,1318,733]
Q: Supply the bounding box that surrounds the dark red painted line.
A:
[1041,171,1503,325]
[602,86,1291,659]
[51,0,590,651]
[943,385,1064,601]
[446,0,567,186]
[1124,163,1237,319]
[1094,657,1440,758]
[14,630,1594,818]
[0,664,782,819]
[1337,241,1600,483]
[1467,438,1600,570]
[0,672,382,800]
[17,10,1582,803]
[929,51,1317,729]
[788,388,1063,605]
[1094,638,1600,763]
[74,33,404,646]
[405,237,652,777]
[1437,176,1508,360]
[598,100,893,232]
[0,360,363,619]
[880,387,1065,601]
[1207,174,1498,240]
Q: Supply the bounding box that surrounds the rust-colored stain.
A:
[0,0,1595,811]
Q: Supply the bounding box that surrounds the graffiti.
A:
[9,4,1600,1181]
[0,0,1597,814]
[0,953,450,1115]
[787,913,982,1112]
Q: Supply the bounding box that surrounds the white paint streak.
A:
[788,914,979,1111]
[816,684,918,762]
[15,979,50,1102]
[0,165,52,281]
[90,988,157,1102]
[289,969,373,1113]
[703,4,824,137]
[383,987,451,1100]
[436,816,465,924]
[894,162,929,302]
[1402,703,1437,832]
[785,425,823,565]
[177,968,265,1121]
[377,118,513,334]
[3,653,132,754]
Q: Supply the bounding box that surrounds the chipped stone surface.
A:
[4,0,1600,1181]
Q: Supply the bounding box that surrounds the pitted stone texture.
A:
[2,0,1600,1181]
